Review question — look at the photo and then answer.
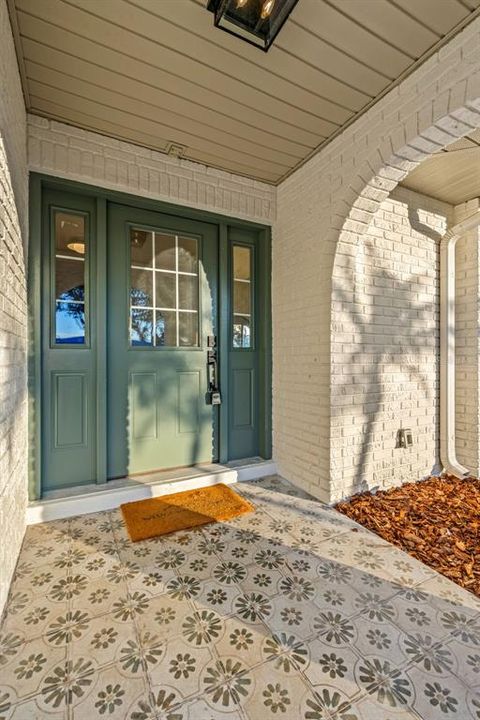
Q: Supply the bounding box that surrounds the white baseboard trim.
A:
[26,461,277,524]
[236,460,277,482]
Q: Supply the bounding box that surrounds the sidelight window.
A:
[53,211,88,345]
[130,228,199,347]
[232,244,253,349]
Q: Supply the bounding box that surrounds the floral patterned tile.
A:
[1,595,69,642]
[407,663,479,719]
[352,654,415,712]
[263,594,322,642]
[236,564,284,597]
[48,610,139,674]
[15,539,67,568]
[145,636,214,706]
[134,593,196,642]
[352,616,410,669]
[215,614,270,669]
[392,590,451,642]
[197,658,254,716]
[8,559,66,601]
[0,633,66,704]
[243,659,312,719]
[192,578,241,616]
[67,662,149,719]
[299,683,363,720]
[141,685,202,720]
[125,564,177,599]
[303,638,364,702]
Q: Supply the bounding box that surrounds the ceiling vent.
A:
[167,143,186,159]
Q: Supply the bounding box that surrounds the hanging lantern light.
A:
[206,0,299,52]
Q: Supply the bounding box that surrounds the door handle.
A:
[207,335,221,405]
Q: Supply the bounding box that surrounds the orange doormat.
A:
[120,483,254,542]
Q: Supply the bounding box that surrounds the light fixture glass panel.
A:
[207,0,299,51]
[55,212,85,257]
[130,229,152,267]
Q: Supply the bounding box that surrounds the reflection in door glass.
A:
[130,229,199,347]
[232,245,252,349]
[54,211,87,344]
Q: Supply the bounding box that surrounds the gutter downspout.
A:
[440,209,480,478]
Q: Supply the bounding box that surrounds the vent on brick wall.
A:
[167,143,186,159]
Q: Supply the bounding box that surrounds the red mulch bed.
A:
[336,475,480,596]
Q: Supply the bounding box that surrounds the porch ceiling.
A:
[401,129,480,205]
[8,0,480,185]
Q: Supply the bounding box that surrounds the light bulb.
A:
[261,0,275,18]
[67,242,85,255]
[236,0,248,7]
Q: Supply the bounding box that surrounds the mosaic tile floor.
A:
[2,476,480,719]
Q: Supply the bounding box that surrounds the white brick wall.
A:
[0,0,28,616]
[27,115,276,225]
[275,16,480,502]
[454,200,480,475]
[330,187,450,501]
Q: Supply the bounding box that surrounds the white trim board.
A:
[26,461,277,524]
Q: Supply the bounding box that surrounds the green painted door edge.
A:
[28,174,43,501]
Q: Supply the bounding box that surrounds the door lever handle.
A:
[207,335,221,405]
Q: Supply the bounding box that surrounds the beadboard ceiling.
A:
[401,129,480,205]
[8,0,480,185]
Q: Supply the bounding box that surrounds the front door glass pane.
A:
[232,245,252,349]
[130,228,199,347]
[54,211,87,345]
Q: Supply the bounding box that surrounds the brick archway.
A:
[330,92,480,503]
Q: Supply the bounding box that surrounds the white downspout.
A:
[440,209,480,478]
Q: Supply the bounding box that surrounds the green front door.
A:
[34,179,271,497]
[106,203,219,478]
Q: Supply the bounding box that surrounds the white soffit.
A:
[401,128,480,205]
[8,0,480,185]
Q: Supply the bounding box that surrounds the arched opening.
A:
[330,102,480,503]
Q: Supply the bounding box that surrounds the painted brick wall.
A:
[330,187,450,501]
[275,16,480,502]
[0,0,28,616]
[454,200,480,475]
[27,115,276,224]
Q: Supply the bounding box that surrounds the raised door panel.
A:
[232,369,254,429]
[54,373,86,448]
